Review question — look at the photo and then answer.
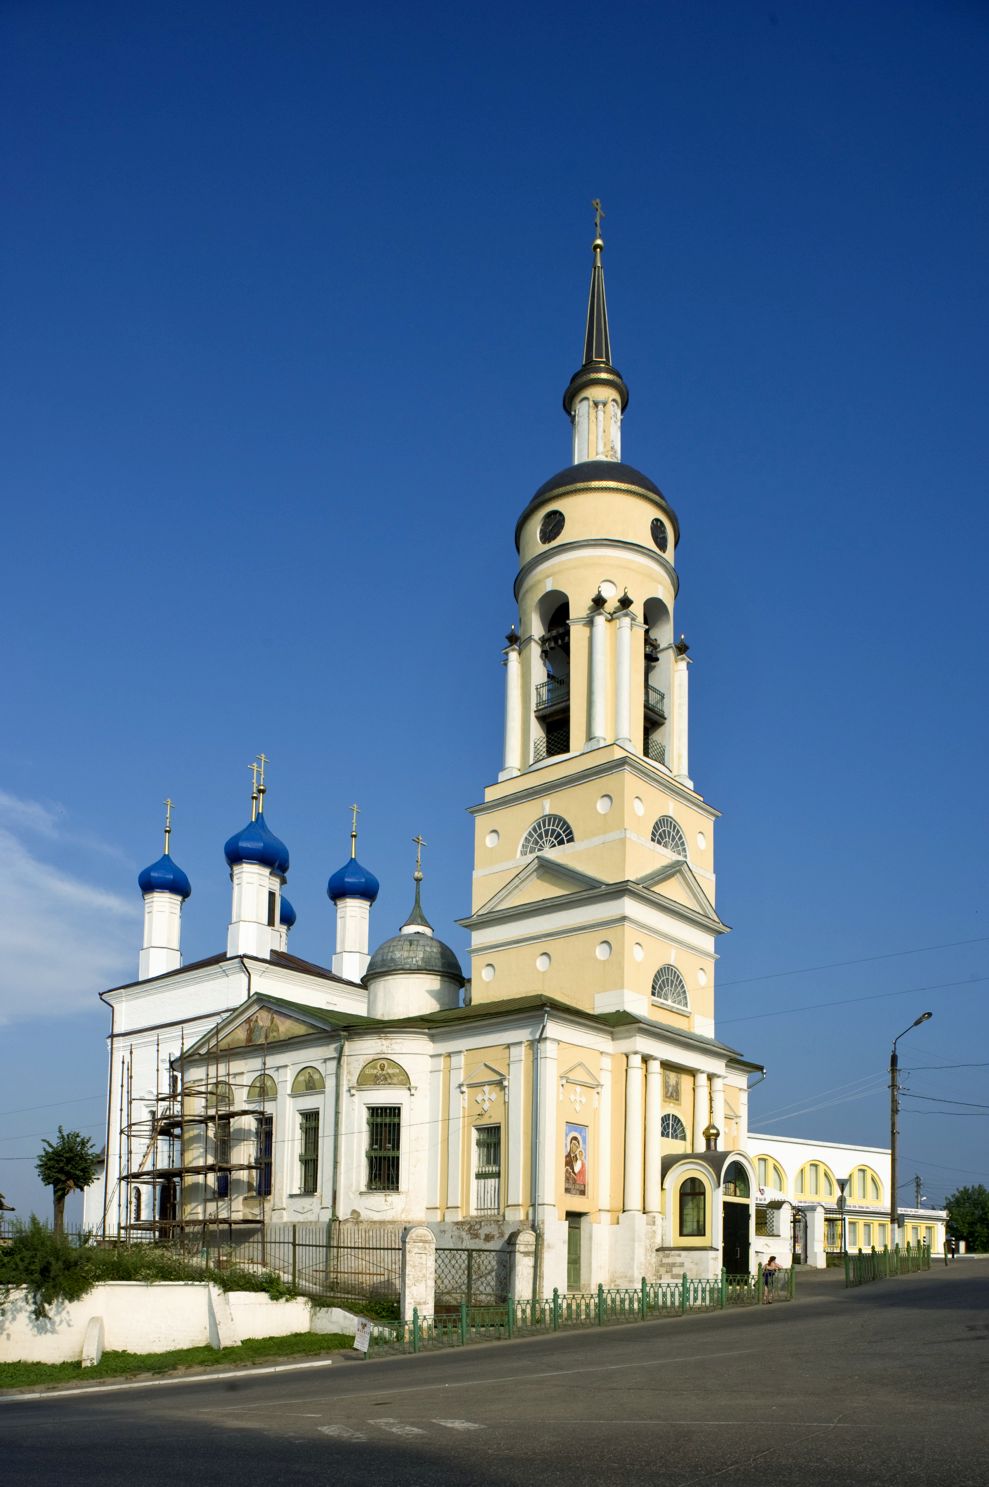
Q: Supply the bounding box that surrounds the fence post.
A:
[641,1276,648,1319]
[552,1287,560,1331]
[506,1297,515,1338]
[843,1250,850,1288]
[291,1226,298,1289]
[788,1263,796,1300]
[459,1301,468,1346]
[596,1283,605,1326]
[412,1307,420,1354]
[400,1226,436,1323]
[720,1267,727,1308]
[509,1228,537,1309]
[681,1272,688,1314]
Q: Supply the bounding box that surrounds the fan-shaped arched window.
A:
[660,1113,687,1141]
[651,965,689,1009]
[756,1156,787,1194]
[207,1081,233,1109]
[651,815,687,857]
[291,1066,325,1095]
[520,814,574,855]
[248,1073,277,1101]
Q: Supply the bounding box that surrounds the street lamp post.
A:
[890,1012,933,1244]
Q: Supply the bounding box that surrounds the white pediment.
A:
[635,859,725,929]
[474,856,605,916]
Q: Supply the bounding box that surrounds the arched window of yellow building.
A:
[661,1113,687,1141]
[248,1073,277,1101]
[679,1177,706,1236]
[651,965,689,1010]
[755,1156,786,1193]
[848,1164,883,1205]
[796,1160,836,1199]
[651,815,687,858]
[291,1066,325,1094]
[520,814,574,855]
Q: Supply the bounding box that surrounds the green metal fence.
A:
[369,1266,794,1355]
[844,1243,931,1288]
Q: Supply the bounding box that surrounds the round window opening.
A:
[650,518,669,553]
[538,509,566,544]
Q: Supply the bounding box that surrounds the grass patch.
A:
[0,1330,354,1391]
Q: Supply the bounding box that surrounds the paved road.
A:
[4,1261,987,1487]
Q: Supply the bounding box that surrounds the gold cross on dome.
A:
[592,198,605,238]
[412,834,427,878]
[256,752,269,788]
[248,760,261,819]
[350,802,360,858]
[163,798,173,854]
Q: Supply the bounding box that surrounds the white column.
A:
[535,1037,559,1219]
[446,1051,464,1219]
[614,612,632,747]
[506,1041,526,1218]
[139,892,183,980]
[499,642,523,780]
[609,398,622,460]
[711,1075,725,1141]
[425,1053,444,1221]
[588,611,607,747]
[573,397,590,462]
[674,653,692,787]
[597,1053,612,1217]
[644,1057,662,1214]
[623,1054,644,1213]
[693,1071,709,1148]
[594,400,605,458]
[332,897,371,981]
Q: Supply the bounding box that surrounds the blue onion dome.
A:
[223,812,290,876]
[327,857,380,904]
[279,895,297,930]
[137,853,192,900]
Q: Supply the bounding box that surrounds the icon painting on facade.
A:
[564,1123,588,1196]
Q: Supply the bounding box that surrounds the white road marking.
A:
[319,1424,367,1440]
[433,1418,484,1430]
[374,1417,426,1437]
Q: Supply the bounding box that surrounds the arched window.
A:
[849,1165,883,1205]
[796,1160,836,1199]
[756,1156,787,1194]
[651,965,689,1009]
[248,1073,277,1101]
[207,1081,233,1109]
[660,1113,687,1141]
[520,815,574,855]
[723,1161,750,1198]
[291,1066,325,1094]
[679,1177,706,1236]
[651,815,687,857]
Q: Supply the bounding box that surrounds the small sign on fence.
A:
[353,1318,373,1355]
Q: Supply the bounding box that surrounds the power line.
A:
[719,973,988,1026]
[905,1062,989,1071]
[0,1095,103,1121]
[718,935,989,990]
[902,1093,989,1111]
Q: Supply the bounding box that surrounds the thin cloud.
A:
[0,804,139,1024]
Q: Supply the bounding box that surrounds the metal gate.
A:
[434,1247,510,1312]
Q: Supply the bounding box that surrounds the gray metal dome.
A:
[364,929,464,986]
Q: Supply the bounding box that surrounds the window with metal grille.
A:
[366,1105,401,1191]
[520,814,574,855]
[298,1110,319,1195]
[216,1115,231,1199]
[650,815,687,857]
[256,1114,273,1197]
[651,964,689,1009]
[473,1125,501,1214]
[660,1113,687,1141]
[679,1177,706,1236]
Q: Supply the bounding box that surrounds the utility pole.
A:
[890,1012,933,1242]
[914,1174,922,1209]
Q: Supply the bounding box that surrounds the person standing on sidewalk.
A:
[764,1255,780,1302]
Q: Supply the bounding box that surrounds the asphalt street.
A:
[3,1261,986,1487]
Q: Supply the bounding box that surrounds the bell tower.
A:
[464,214,726,1038]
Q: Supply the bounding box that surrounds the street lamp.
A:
[890,1012,933,1243]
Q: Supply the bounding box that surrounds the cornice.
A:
[471,750,720,820]
[514,538,678,604]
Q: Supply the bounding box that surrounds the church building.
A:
[85,222,935,1291]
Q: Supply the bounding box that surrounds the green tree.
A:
[35,1127,99,1235]
[944,1184,989,1253]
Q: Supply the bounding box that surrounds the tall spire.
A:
[563,202,629,452]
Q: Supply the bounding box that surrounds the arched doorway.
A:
[721,1160,751,1274]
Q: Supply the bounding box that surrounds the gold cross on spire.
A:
[248,761,261,820]
[412,833,427,881]
[163,798,173,855]
[350,802,360,859]
[256,752,269,813]
[592,197,605,242]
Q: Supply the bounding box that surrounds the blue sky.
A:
[2,0,987,1220]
